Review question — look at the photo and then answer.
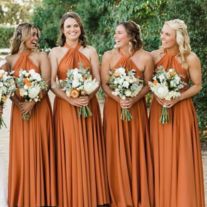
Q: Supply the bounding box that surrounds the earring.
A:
[128,41,133,54]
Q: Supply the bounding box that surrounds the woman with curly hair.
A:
[101,21,154,207]
[6,23,57,207]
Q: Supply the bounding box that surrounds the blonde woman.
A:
[6,23,56,207]
[150,19,205,207]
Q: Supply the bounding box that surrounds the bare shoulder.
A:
[102,49,116,60]
[49,46,62,56]
[6,54,17,64]
[186,52,200,65]
[85,45,96,52]
[37,51,48,58]
[138,49,153,61]
[151,49,163,63]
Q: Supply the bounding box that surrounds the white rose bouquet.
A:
[60,67,99,118]
[148,66,185,124]
[16,69,48,120]
[108,67,143,121]
[0,69,16,128]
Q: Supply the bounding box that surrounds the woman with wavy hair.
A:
[6,23,57,207]
[101,21,154,207]
[150,19,205,207]
[49,12,109,207]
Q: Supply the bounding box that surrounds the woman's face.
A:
[114,24,130,49]
[63,17,81,42]
[160,24,177,50]
[24,28,39,50]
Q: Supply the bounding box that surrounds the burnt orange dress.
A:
[53,44,109,207]
[149,52,205,207]
[103,53,154,207]
[8,51,57,207]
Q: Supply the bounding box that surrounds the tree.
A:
[32,0,77,48]
[0,0,41,25]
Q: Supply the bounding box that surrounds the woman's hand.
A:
[155,96,180,108]
[120,98,136,109]
[68,96,90,107]
[19,101,35,115]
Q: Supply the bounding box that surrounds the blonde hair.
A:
[10,23,40,55]
[164,19,191,68]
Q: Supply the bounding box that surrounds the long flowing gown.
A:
[103,52,154,207]
[8,51,57,207]
[149,52,205,207]
[54,44,109,207]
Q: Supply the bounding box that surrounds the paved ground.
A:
[0,95,206,206]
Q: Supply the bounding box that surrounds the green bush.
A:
[0,26,14,48]
[32,0,207,137]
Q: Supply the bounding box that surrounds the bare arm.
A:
[88,46,100,99]
[39,52,51,87]
[179,53,202,100]
[101,51,120,103]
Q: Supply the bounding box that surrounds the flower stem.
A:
[121,108,132,121]
[160,106,169,124]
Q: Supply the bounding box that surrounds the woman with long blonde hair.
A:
[150,19,205,207]
[6,23,57,207]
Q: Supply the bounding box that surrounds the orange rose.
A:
[23,78,32,87]
[153,79,158,85]
[113,71,120,77]
[70,89,80,98]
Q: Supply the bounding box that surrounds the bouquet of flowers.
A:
[108,67,143,121]
[148,66,185,124]
[16,69,48,120]
[0,69,16,128]
[60,67,99,118]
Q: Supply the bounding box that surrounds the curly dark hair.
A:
[57,12,87,47]
[118,20,143,52]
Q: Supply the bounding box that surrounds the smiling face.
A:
[160,24,178,50]
[63,17,81,42]
[24,27,39,50]
[114,24,130,49]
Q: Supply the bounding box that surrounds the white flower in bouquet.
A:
[19,88,28,97]
[72,79,81,88]
[122,80,130,88]
[28,85,41,100]
[125,90,132,97]
[153,84,169,99]
[29,69,41,81]
[0,68,16,128]
[83,79,99,94]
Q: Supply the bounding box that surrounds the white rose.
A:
[155,85,169,99]
[117,67,126,75]
[125,90,132,97]
[122,81,129,88]
[72,80,81,88]
[28,85,41,99]
[84,79,99,94]
[19,88,27,97]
